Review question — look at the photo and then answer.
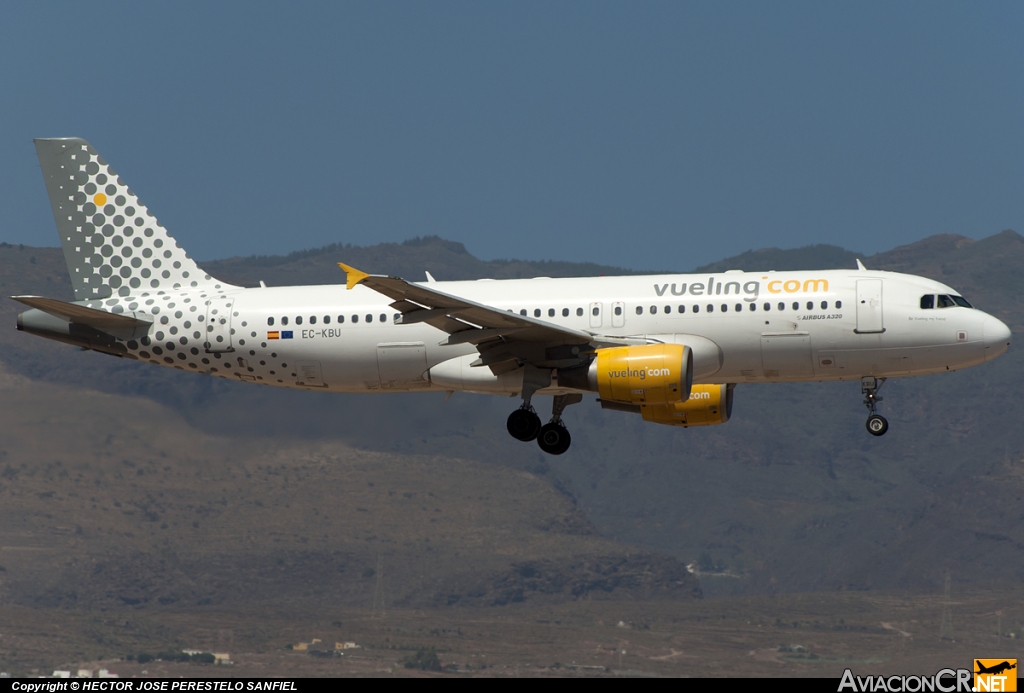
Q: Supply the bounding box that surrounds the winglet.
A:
[337,263,370,290]
[856,259,867,271]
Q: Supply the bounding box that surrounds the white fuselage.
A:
[120,268,1009,395]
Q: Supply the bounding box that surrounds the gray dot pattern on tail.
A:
[40,139,218,300]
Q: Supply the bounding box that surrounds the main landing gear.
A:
[862,376,889,437]
[507,405,542,441]
[506,368,581,455]
[506,396,581,455]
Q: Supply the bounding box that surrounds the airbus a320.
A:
[14,139,1012,454]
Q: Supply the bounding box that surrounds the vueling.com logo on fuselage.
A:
[653,276,829,301]
[607,367,671,380]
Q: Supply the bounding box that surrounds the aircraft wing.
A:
[338,263,630,373]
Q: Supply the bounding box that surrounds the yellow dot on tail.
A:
[93,193,107,206]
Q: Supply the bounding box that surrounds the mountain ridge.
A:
[1,229,1022,597]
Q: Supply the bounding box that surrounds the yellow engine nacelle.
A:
[559,344,692,405]
[640,384,734,427]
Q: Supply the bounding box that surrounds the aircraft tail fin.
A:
[33,138,232,301]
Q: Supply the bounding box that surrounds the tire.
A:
[537,423,571,455]
[507,409,541,441]
[866,414,889,437]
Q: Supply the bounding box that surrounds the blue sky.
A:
[2,2,1022,271]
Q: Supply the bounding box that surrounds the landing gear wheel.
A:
[866,414,889,437]
[537,423,571,455]
[507,408,542,442]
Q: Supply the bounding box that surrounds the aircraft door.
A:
[377,342,430,389]
[204,297,234,353]
[760,333,813,379]
[611,301,625,328]
[589,302,603,328]
[855,279,884,333]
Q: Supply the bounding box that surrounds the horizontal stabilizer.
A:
[11,295,152,329]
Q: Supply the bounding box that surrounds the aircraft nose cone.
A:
[983,315,1012,361]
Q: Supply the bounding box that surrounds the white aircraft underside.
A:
[14,138,1012,455]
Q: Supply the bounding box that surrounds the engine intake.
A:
[558,343,692,405]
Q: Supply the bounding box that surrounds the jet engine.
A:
[558,343,693,405]
[639,383,734,427]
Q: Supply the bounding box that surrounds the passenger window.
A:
[707,304,714,313]
[366,314,373,322]
[678,305,685,313]
[749,303,756,311]
[310,315,317,325]
[592,307,599,316]
[952,296,972,308]
[380,314,387,322]
[520,309,527,316]
[267,317,275,326]
[576,307,584,317]
[324,316,331,324]
[562,308,569,317]
[352,315,359,323]
[614,306,622,316]
[792,302,799,311]
[295,316,303,325]
[920,295,934,309]
[836,300,842,309]
[763,303,770,311]
[338,315,345,324]
[721,304,728,312]
[693,305,700,313]
[937,295,956,308]
[636,306,643,315]
[394,313,400,321]
[735,303,742,312]
[548,308,555,317]
[806,301,813,310]
[778,302,785,311]
[534,309,541,318]
[650,306,657,315]
[821,301,828,310]
[282,316,289,326]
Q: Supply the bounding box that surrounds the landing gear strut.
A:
[506,366,580,454]
[862,376,888,437]
[536,394,581,455]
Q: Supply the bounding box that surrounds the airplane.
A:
[975,661,1016,676]
[13,138,1012,455]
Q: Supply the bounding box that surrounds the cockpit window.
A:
[920,295,934,309]
[951,295,972,308]
[937,295,956,308]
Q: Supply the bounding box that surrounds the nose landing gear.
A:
[862,376,888,436]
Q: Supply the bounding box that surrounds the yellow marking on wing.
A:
[337,263,370,290]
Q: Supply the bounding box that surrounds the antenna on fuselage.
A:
[856,259,867,271]
[425,271,437,283]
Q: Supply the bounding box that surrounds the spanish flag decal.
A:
[267,331,280,340]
